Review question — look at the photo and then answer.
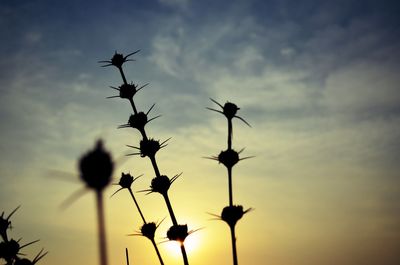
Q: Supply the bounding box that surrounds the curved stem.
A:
[180,244,189,265]
[96,191,108,265]
[128,188,146,224]
[230,225,238,265]
[151,238,165,265]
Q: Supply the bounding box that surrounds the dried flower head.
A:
[221,205,252,227]
[0,239,19,261]
[127,138,169,157]
[118,172,135,189]
[207,98,251,126]
[147,173,181,195]
[166,224,188,243]
[0,206,20,241]
[99,50,140,68]
[140,222,157,240]
[218,149,240,168]
[79,140,114,191]
[119,104,160,131]
[111,172,142,197]
[108,83,148,100]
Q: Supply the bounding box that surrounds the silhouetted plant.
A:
[112,173,165,265]
[0,207,47,265]
[78,140,114,265]
[207,99,252,265]
[99,51,191,265]
[75,50,255,265]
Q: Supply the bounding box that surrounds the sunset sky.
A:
[1,0,400,265]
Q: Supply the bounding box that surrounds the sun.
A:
[165,232,201,257]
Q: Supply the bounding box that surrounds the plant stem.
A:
[151,238,165,265]
[118,60,189,265]
[230,225,238,265]
[228,118,233,150]
[162,193,178,225]
[128,188,146,224]
[96,191,108,265]
[125,248,130,265]
[227,166,233,207]
[180,244,189,265]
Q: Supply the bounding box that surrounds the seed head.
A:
[139,138,161,158]
[0,239,19,260]
[99,50,140,68]
[0,206,20,241]
[150,175,171,194]
[128,112,148,131]
[119,83,137,99]
[218,149,239,168]
[167,224,188,243]
[118,172,134,189]
[79,140,114,191]
[223,102,239,119]
[140,222,157,240]
[208,98,251,126]
[221,205,252,227]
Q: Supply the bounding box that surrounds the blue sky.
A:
[1,1,400,265]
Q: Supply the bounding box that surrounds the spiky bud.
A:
[221,205,246,227]
[0,239,19,261]
[139,138,161,158]
[128,112,148,131]
[167,224,188,243]
[119,83,137,99]
[150,175,171,194]
[79,140,114,191]
[118,173,134,189]
[223,102,239,119]
[218,149,239,168]
[140,222,157,240]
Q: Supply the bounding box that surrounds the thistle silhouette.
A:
[207,99,253,265]
[0,207,47,265]
[78,140,114,265]
[100,50,190,265]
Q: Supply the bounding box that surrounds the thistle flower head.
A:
[150,175,171,194]
[0,206,20,241]
[0,239,20,260]
[218,149,239,168]
[99,50,140,68]
[140,222,157,240]
[128,112,148,130]
[208,98,251,126]
[79,140,114,191]
[140,138,161,157]
[166,224,188,244]
[119,83,137,99]
[147,173,181,195]
[221,205,252,227]
[118,172,134,189]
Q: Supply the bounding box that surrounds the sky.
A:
[1,0,400,265]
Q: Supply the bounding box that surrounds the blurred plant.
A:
[207,99,253,265]
[0,207,47,265]
[78,140,114,265]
